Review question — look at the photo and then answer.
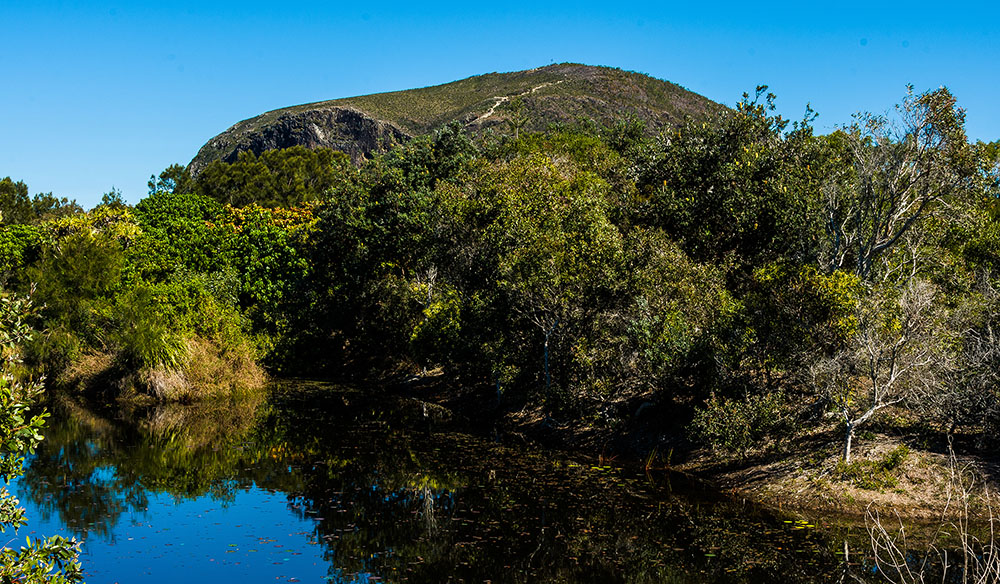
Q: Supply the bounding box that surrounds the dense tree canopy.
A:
[191,146,353,207]
[0,177,80,226]
[3,85,999,465]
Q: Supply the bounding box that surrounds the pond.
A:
[12,381,880,583]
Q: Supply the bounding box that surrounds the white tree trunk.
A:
[844,423,854,464]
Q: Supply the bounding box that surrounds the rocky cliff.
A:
[190,106,408,176]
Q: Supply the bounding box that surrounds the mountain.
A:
[188,63,724,175]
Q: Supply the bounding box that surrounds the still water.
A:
[12,381,870,583]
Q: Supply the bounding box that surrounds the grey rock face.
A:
[189,106,408,177]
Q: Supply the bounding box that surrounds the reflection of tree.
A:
[15,382,950,582]
[17,392,272,539]
[280,428,852,584]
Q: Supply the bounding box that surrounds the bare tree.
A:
[810,279,948,462]
[822,86,975,283]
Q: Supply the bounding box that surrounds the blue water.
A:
[5,384,855,583]
[17,485,338,583]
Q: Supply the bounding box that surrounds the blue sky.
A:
[3,1,998,209]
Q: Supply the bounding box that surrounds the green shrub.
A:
[129,191,229,280]
[409,284,462,366]
[110,286,189,371]
[836,445,910,491]
[689,391,786,455]
[0,224,43,286]
[0,290,83,581]
[24,326,81,379]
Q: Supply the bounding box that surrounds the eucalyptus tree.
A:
[804,87,982,461]
[809,279,949,463]
[820,86,977,283]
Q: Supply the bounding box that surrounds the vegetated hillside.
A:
[189,63,723,175]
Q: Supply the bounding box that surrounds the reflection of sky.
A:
[10,478,362,584]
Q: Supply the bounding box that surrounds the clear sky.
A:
[3,1,998,209]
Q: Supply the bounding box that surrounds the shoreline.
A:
[50,369,1000,522]
[381,372,1000,522]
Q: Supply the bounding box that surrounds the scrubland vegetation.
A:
[4,82,1000,582]
[3,85,1000,471]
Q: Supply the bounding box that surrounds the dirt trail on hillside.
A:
[474,80,565,124]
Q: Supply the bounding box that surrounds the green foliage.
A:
[23,328,81,381]
[193,146,353,207]
[0,223,43,286]
[0,291,82,582]
[636,87,824,267]
[305,142,452,368]
[957,205,1000,279]
[43,204,140,244]
[110,285,190,371]
[2,84,999,458]
[97,187,127,210]
[148,163,192,196]
[130,190,229,279]
[0,177,80,226]
[222,204,315,336]
[820,86,977,282]
[409,283,463,366]
[835,445,910,490]
[689,391,787,456]
[0,178,31,225]
[627,229,735,391]
[11,200,259,398]
[381,122,477,192]
[487,155,626,314]
[28,231,124,347]
[743,263,862,374]
[440,153,630,399]
[135,187,224,230]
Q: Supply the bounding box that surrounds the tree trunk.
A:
[844,423,854,463]
[542,318,559,412]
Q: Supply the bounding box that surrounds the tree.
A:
[0,224,43,288]
[130,190,229,279]
[0,177,31,225]
[193,147,352,207]
[0,179,79,226]
[98,187,127,210]
[0,291,82,582]
[505,97,528,141]
[29,193,81,222]
[637,86,825,269]
[928,277,1000,439]
[436,153,628,412]
[809,279,947,462]
[821,86,977,282]
[148,163,192,196]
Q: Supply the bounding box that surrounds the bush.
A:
[129,191,229,278]
[23,327,81,380]
[0,224,43,287]
[110,286,189,371]
[0,291,83,582]
[689,391,787,455]
[836,445,910,491]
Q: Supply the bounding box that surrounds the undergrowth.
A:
[836,445,910,491]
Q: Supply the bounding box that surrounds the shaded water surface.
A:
[13,382,873,583]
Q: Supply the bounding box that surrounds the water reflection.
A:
[20,390,270,539]
[15,381,913,582]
